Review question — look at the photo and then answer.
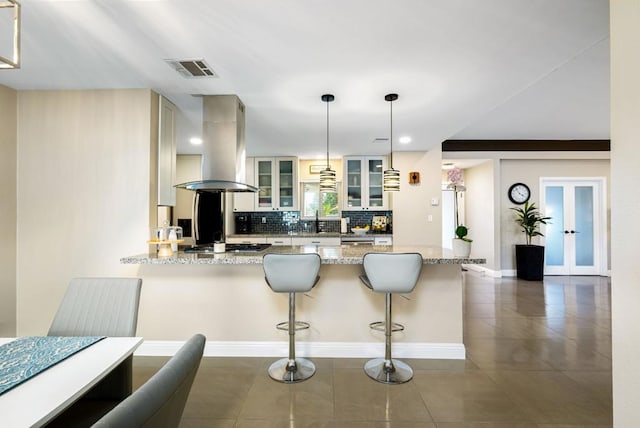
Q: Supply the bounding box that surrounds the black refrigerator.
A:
[193,191,224,245]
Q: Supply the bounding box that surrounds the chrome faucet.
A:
[315,210,321,233]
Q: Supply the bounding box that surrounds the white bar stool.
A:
[263,253,321,383]
[359,252,423,384]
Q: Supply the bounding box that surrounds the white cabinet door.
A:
[226,236,267,244]
[343,156,388,210]
[233,157,255,211]
[158,95,177,206]
[267,236,292,246]
[255,157,298,211]
[291,237,341,246]
[374,236,393,245]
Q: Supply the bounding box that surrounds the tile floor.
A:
[133,273,612,427]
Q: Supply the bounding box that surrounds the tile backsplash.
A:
[233,210,392,235]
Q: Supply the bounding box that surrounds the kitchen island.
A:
[122,245,484,359]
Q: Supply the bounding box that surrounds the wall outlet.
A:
[427,214,433,222]
[261,217,266,224]
[345,217,350,224]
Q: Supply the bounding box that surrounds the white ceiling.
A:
[0,0,610,159]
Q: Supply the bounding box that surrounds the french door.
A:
[541,178,606,275]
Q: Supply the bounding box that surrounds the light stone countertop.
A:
[121,245,486,265]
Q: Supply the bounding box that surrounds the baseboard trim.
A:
[502,269,516,277]
[463,264,502,278]
[136,340,466,360]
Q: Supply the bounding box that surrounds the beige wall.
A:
[298,158,344,182]
[16,90,156,335]
[611,1,640,425]
[464,160,498,270]
[393,149,443,246]
[499,159,610,272]
[0,84,17,336]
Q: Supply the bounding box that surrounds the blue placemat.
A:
[0,336,105,395]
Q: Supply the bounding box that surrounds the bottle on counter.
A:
[169,228,178,252]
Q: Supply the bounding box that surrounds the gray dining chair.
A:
[48,277,142,400]
[48,277,142,337]
[91,334,206,428]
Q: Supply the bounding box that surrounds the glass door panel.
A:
[545,186,565,266]
[257,160,272,208]
[346,159,362,208]
[575,186,594,266]
[278,160,294,208]
[368,159,383,207]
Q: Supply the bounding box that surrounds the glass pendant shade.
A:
[383,168,400,191]
[383,93,400,192]
[319,168,337,192]
[320,93,337,192]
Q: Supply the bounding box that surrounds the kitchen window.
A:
[301,182,340,218]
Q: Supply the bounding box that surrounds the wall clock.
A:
[508,182,530,204]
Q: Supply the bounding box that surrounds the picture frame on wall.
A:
[309,164,331,174]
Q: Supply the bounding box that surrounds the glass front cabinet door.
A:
[343,156,388,210]
[254,157,298,211]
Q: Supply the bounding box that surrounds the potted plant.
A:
[511,201,551,281]
[452,225,472,257]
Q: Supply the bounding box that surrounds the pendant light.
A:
[319,94,337,192]
[383,93,400,191]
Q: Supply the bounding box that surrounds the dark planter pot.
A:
[515,245,545,281]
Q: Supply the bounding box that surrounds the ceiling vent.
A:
[165,58,218,78]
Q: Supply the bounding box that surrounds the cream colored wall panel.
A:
[464,161,496,269]
[16,89,155,335]
[298,158,343,182]
[393,150,443,246]
[611,1,640,425]
[157,95,177,206]
[0,84,17,336]
[133,263,463,347]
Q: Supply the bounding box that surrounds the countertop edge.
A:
[121,245,486,265]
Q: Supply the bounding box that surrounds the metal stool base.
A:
[268,358,316,383]
[364,358,413,384]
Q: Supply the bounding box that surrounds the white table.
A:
[0,337,143,428]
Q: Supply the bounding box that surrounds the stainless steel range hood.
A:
[175,95,257,193]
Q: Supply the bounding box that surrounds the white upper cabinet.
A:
[233,156,255,211]
[255,157,298,211]
[343,156,388,210]
[157,95,177,206]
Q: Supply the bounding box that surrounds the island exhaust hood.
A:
[175,95,257,193]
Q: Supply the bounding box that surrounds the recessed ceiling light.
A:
[190,137,203,145]
[442,162,455,170]
[399,136,412,144]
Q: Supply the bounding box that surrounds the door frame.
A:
[539,177,608,276]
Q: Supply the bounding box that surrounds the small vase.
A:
[452,238,471,257]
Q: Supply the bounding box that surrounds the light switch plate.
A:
[431,198,439,206]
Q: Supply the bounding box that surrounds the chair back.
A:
[92,334,206,428]
[48,277,142,337]
[263,253,321,293]
[362,253,423,293]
